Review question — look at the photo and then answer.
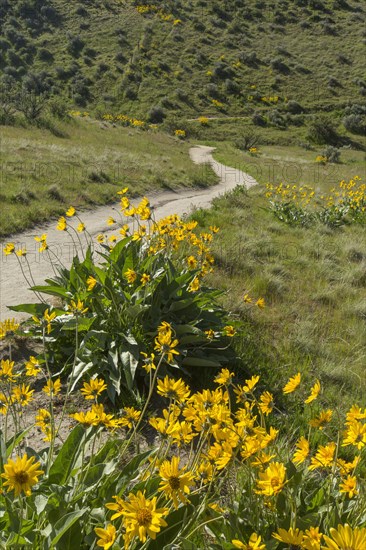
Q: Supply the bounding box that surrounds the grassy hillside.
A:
[0,0,365,126]
[0,120,217,236]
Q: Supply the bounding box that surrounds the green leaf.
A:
[148,499,198,550]
[90,440,119,466]
[306,487,325,511]
[120,350,139,391]
[35,494,49,515]
[69,361,94,392]
[276,491,288,514]
[48,509,87,547]
[120,450,154,479]
[61,316,95,332]
[48,425,92,485]
[0,431,6,465]
[285,460,298,479]
[297,513,321,530]
[106,349,122,401]
[109,236,133,262]
[8,303,49,315]
[169,299,195,312]
[6,533,30,546]
[82,461,116,488]
[30,285,70,298]
[93,266,107,285]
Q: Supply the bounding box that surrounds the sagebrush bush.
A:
[148,105,166,123]
[343,114,366,135]
[322,145,341,163]
[307,116,339,145]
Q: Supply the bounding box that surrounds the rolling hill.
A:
[0,0,365,124]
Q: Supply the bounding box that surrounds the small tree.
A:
[15,90,48,121]
[236,130,259,151]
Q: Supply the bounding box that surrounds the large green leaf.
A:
[90,440,119,466]
[8,303,49,315]
[106,348,122,401]
[47,509,87,548]
[48,425,92,485]
[30,285,71,298]
[81,460,116,489]
[120,449,154,479]
[69,360,94,392]
[108,236,133,262]
[120,350,139,391]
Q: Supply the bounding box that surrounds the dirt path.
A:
[0,146,258,321]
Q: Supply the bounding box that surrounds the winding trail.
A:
[0,146,258,320]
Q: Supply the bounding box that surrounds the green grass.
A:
[0,118,217,236]
[213,142,366,189]
[189,145,366,409]
[0,0,365,128]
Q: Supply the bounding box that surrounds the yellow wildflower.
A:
[283,372,301,394]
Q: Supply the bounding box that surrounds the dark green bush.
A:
[148,106,166,123]
[307,116,339,145]
[322,145,341,163]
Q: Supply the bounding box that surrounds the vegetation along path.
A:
[0,146,258,320]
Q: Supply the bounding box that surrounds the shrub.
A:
[322,146,341,163]
[46,184,64,201]
[47,98,69,119]
[268,109,287,129]
[175,88,188,101]
[88,170,111,183]
[206,83,220,99]
[38,48,53,62]
[236,130,260,151]
[7,50,24,68]
[225,78,240,95]
[286,100,304,114]
[55,66,69,80]
[328,76,341,88]
[307,116,339,145]
[148,106,166,123]
[13,199,235,401]
[15,91,48,121]
[67,35,85,57]
[125,87,138,100]
[265,176,365,227]
[270,58,290,74]
[96,62,109,74]
[213,62,234,80]
[343,114,366,135]
[238,51,259,67]
[115,51,126,63]
[336,53,351,65]
[252,111,267,126]
[10,188,36,204]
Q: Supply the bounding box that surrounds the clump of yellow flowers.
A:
[265,176,365,226]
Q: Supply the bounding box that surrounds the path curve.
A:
[0,146,258,320]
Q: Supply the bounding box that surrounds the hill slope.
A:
[0,0,365,121]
